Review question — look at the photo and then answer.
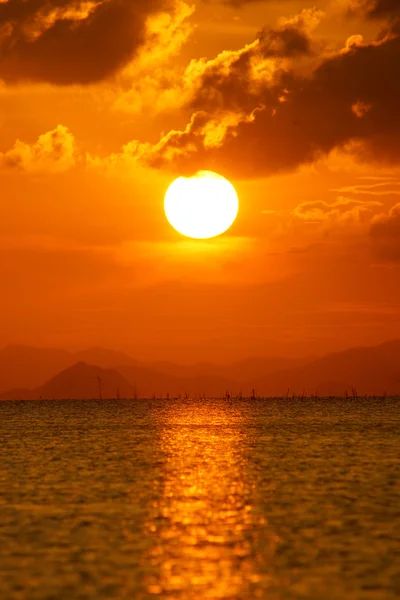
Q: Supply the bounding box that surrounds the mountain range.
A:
[0,340,399,399]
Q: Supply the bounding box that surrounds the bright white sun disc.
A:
[164,171,239,239]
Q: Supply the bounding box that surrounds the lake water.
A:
[0,398,399,599]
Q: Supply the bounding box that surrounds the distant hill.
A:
[1,340,399,398]
[0,363,134,400]
[74,347,137,369]
[0,345,138,394]
[0,344,301,396]
[149,356,311,382]
[0,345,75,394]
[0,362,239,400]
[253,340,400,396]
[117,365,242,399]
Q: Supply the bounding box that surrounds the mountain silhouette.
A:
[0,345,75,394]
[0,345,292,396]
[0,346,138,395]
[253,340,400,396]
[149,356,311,382]
[1,339,400,399]
[0,362,134,400]
[117,364,242,399]
[74,347,138,368]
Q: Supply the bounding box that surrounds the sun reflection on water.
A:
[143,401,272,599]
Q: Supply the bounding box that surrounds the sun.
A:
[164,171,239,239]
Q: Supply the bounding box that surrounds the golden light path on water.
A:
[143,402,276,599]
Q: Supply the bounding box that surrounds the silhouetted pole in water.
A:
[97,376,102,400]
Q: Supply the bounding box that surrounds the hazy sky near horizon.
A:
[1,0,400,363]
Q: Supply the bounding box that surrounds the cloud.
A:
[113,8,328,172]
[220,0,293,6]
[348,0,400,19]
[122,10,400,178]
[186,7,322,110]
[0,0,177,84]
[332,180,400,195]
[369,203,400,260]
[0,125,77,172]
[294,197,382,223]
[351,100,372,118]
[115,5,321,117]
[113,0,195,115]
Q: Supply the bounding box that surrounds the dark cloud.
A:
[188,16,314,116]
[257,24,312,57]
[138,16,400,178]
[0,0,171,84]
[220,0,293,6]
[349,0,400,19]
[220,0,287,8]
[369,203,400,261]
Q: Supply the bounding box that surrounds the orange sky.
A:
[1,0,400,363]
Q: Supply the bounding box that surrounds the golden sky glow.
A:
[1,0,400,362]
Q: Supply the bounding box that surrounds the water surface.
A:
[0,398,399,599]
